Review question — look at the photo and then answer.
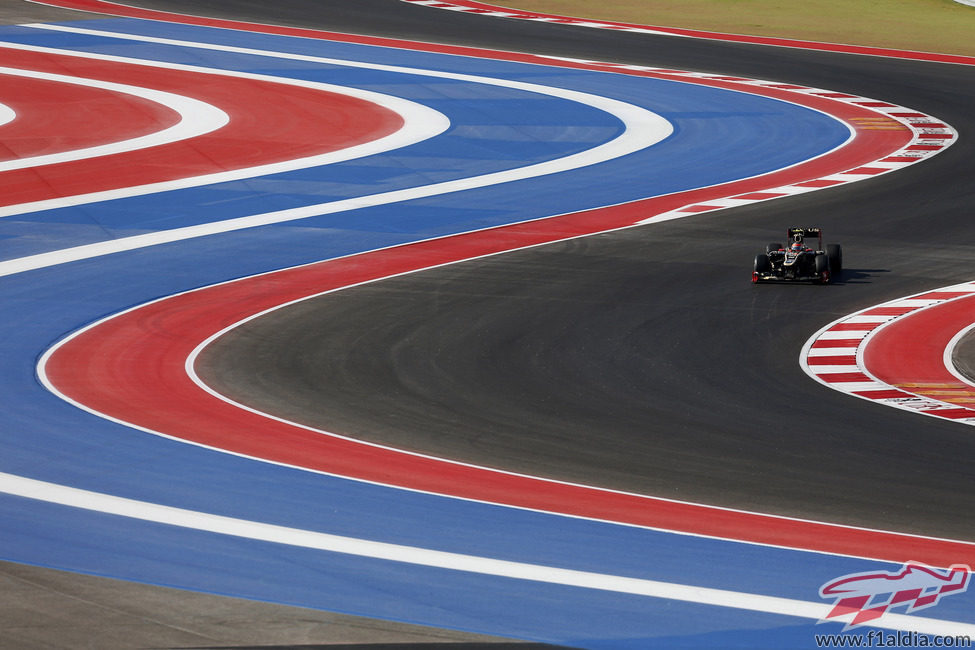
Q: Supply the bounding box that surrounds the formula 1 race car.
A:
[752,227,842,284]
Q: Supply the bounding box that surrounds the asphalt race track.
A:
[4,0,975,647]
[151,0,975,538]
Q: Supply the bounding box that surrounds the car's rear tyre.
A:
[766,243,782,254]
[826,244,843,274]
[815,253,830,284]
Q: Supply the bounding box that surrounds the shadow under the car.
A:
[830,268,889,284]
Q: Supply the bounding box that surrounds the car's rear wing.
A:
[788,227,823,246]
[788,227,822,238]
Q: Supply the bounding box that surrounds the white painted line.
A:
[822,382,890,392]
[818,330,871,340]
[884,299,942,308]
[945,322,975,387]
[0,25,672,276]
[805,365,860,373]
[0,101,15,127]
[0,65,228,172]
[0,37,451,218]
[1,470,972,635]
[807,348,857,357]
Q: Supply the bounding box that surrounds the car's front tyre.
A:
[753,254,771,283]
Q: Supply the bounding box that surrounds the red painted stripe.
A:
[863,294,975,391]
[811,339,861,348]
[1,48,404,208]
[829,322,882,331]
[733,192,788,200]
[915,291,975,301]
[921,408,975,419]
[863,306,917,316]
[818,372,873,383]
[845,167,887,175]
[806,356,858,365]
[0,71,180,161]
[853,389,915,400]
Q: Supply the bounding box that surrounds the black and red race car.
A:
[752,227,842,284]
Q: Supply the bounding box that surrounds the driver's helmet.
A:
[790,241,803,252]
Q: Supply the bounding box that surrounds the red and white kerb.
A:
[803,283,975,425]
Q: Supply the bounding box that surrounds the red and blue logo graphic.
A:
[819,562,971,629]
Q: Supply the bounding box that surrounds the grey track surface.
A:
[0,1,99,24]
[178,0,975,540]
